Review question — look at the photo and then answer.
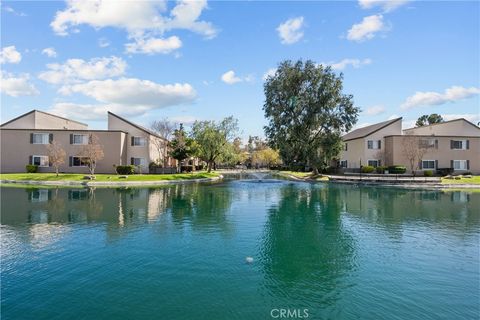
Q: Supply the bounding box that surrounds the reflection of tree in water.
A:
[260,184,357,310]
[169,183,234,233]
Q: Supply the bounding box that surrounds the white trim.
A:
[421,159,436,170]
[32,133,49,145]
[453,160,467,171]
[32,155,49,167]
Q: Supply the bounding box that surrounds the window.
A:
[31,155,49,167]
[131,158,146,166]
[340,160,348,168]
[368,159,380,167]
[344,143,348,151]
[29,189,50,202]
[451,140,469,150]
[367,140,381,149]
[419,139,436,148]
[32,133,49,144]
[453,160,467,170]
[422,160,436,170]
[72,134,87,145]
[71,156,88,167]
[131,136,146,146]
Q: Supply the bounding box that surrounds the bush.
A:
[26,164,38,173]
[195,164,204,171]
[423,170,433,177]
[388,165,407,174]
[376,166,387,174]
[361,165,375,173]
[116,165,135,175]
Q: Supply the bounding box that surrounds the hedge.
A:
[116,165,136,175]
[388,165,407,174]
[376,166,387,174]
[26,164,38,173]
[361,165,375,173]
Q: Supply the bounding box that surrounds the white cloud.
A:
[4,6,27,16]
[400,86,480,110]
[0,46,22,64]
[125,36,182,54]
[50,0,217,39]
[263,68,276,81]
[388,114,400,120]
[170,115,197,124]
[277,17,305,45]
[42,47,57,58]
[347,15,386,42]
[0,71,39,97]
[38,56,127,84]
[59,78,196,108]
[221,70,241,84]
[324,58,372,71]
[358,0,410,12]
[98,38,110,48]
[365,105,386,115]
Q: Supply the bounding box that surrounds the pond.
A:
[1,180,479,319]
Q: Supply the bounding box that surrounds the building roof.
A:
[0,109,88,127]
[107,111,167,141]
[403,118,480,132]
[342,117,402,141]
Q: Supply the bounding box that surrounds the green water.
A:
[1,180,479,319]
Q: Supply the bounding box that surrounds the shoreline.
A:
[0,175,223,188]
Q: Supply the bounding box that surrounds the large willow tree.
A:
[263,60,359,174]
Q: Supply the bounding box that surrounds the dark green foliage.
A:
[388,165,407,174]
[361,166,375,173]
[263,60,359,173]
[376,166,387,174]
[416,114,444,127]
[116,165,136,175]
[26,164,38,173]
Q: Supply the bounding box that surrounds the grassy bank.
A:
[0,172,219,182]
[278,171,329,181]
[441,176,480,185]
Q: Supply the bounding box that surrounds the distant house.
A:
[340,117,480,174]
[0,110,175,173]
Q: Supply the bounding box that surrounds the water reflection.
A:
[260,184,357,312]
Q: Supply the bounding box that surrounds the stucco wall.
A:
[34,111,88,130]
[0,129,126,173]
[385,135,480,174]
[1,112,35,129]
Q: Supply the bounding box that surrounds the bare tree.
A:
[401,134,428,175]
[46,140,66,176]
[78,134,105,176]
[150,118,177,166]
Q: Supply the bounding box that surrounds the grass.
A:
[441,175,480,185]
[278,171,329,181]
[0,172,219,182]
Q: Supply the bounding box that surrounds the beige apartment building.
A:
[0,110,173,174]
[340,117,480,174]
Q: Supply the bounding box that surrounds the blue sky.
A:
[1,0,479,140]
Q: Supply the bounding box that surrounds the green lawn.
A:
[278,171,329,181]
[441,176,480,185]
[0,172,219,182]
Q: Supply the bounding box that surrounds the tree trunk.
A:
[55,167,59,177]
[312,167,319,176]
[207,161,212,173]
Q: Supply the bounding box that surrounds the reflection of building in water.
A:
[29,209,49,223]
[147,189,169,221]
[28,189,50,202]
[28,220,72,249]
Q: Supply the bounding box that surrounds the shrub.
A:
[376,166,387,174]
[195,164,204,171]
[423,170,433,177]
[388,165,407,174]
[116,165,135,175]
[26,164,38,173]
[361,165,375,173]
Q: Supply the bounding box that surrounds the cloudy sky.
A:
[1,0,479,139]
